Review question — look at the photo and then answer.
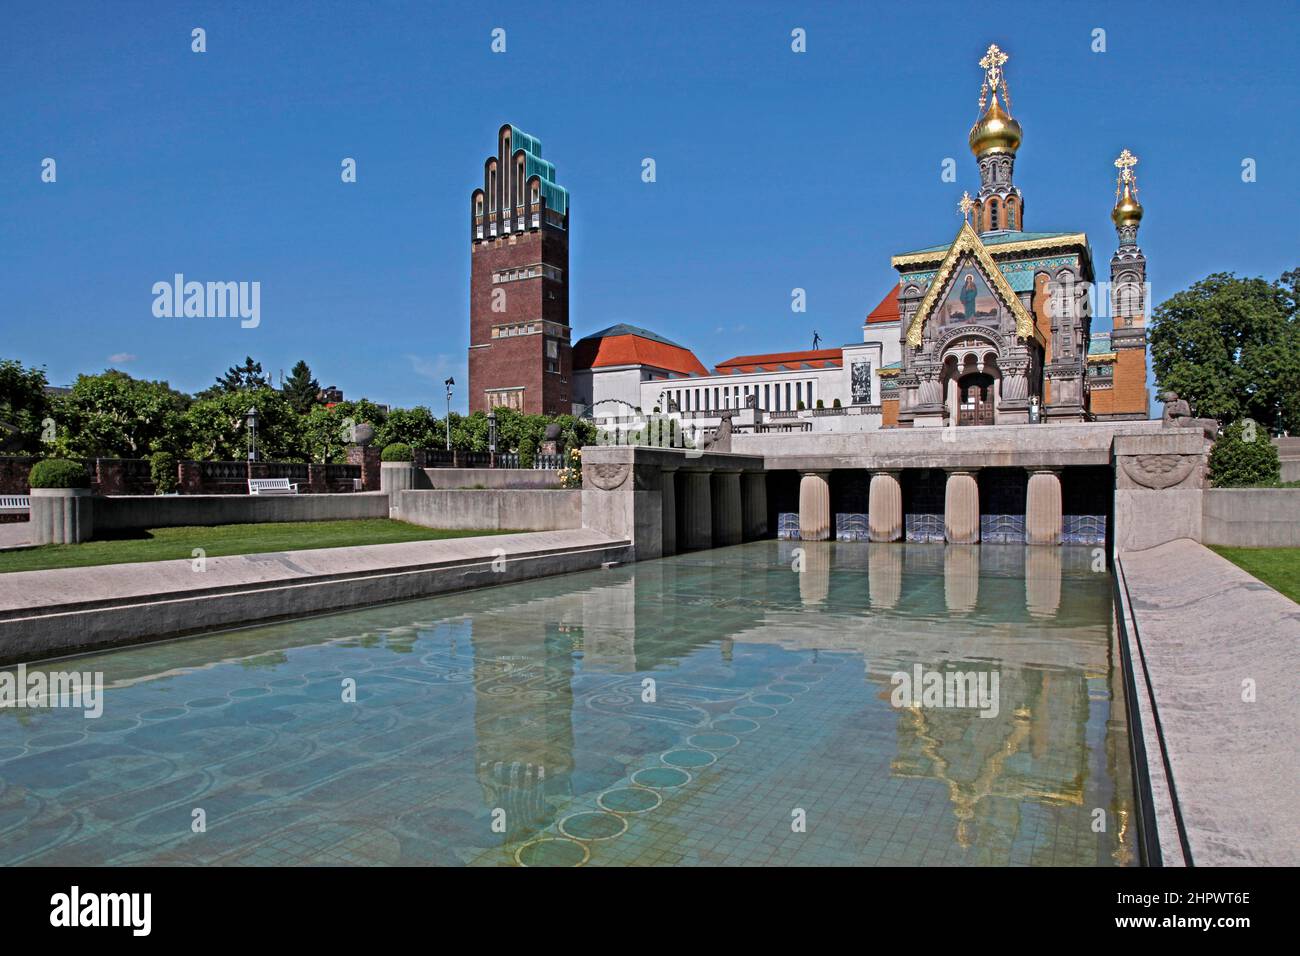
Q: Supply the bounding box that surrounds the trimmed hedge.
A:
[380,442,414,462]
[150,451,178,494]
[29,458,90,489]
[1209,421,1281,487]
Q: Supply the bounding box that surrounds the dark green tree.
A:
[212,356,270,394]
[0,358,51,454]
[282,360,321,414]
[1149,269,1300,434]
[49,370,191,459]
[1208,420,1282,487]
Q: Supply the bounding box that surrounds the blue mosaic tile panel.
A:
[835,512,869,541]
[981,514,1025,544]
[1063,514,1106,546]
[905,513,945,543]
[776,512,800,540]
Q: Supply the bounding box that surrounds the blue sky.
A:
[3,0,1297,411]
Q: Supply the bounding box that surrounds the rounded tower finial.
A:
[969,44,1022,157]
[1111,148,1143,227]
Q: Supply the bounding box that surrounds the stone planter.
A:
[30,488,95,544]
[380,462,419,516]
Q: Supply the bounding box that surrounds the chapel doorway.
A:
[957,373,995,426]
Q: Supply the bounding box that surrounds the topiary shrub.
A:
[150,451,178,494]
[518,435,537,469]
[816,399,824,409]
[833,398,842,408]
[29,458,90,489]
[797,401,806,411]
[1209,420,1281,487]
[380,442,414,462]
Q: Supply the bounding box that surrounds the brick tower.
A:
[468,124,572,415]
[1089,148,1150,420]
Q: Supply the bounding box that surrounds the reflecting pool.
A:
[0,541,1135,866]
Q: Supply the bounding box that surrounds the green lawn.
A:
[0,519,510,574]
[1209,546,1300,604]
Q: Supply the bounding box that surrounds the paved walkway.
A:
[1121,539,1299,866]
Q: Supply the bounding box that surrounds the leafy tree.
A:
[49,370,190,459]
[301,399,387,462]
[374,406,440,450]
[282,359,321,414]
[212,356,270,394]
[1149,269,1300,434]
[0,358,51,454]
[1208,420,1282,487]
[184,388,303,461]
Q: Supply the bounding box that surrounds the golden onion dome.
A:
[968,94,1022,157]
[1112,181,1143,227]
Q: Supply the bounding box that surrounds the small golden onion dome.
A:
[1112,181,1143,227]
[968,94,1022,157]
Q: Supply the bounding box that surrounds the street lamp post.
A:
[487,408,497,462]
[244,406,259,461]
[444,377,455,450]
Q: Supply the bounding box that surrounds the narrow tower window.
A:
[989,198,1000,230]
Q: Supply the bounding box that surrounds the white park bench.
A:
[0,495,30,515]
[247,478,298,496]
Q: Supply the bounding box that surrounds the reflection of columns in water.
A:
[798,541,832,606]
[660,465,678,556]
[741,471,768,540]
[1105,625,1138,866]
[1024,544,1062,619]
[944,470,980,544]
[799,471,831,541]
[473,620,577,842]
[868,542,903,609]
[1026,468,1063,546]
[711,470,743,547]
[944,544,981,614]
[868,470,903,542]
[679,469,713,551]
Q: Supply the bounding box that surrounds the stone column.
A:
[660,465,679,556]
[868,470,903,542]
[711,470,743,547]
[798,471,831,541]
[679,469,713,551]
[944,469,980,544]
[741,470,768,540]
[1025,468,1063,546]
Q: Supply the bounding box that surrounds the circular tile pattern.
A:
[688,732,740,751]
[229,687,270,699]
[631,767,691,789]
[515,837,589,867]
[662,749,716,769]
[598,787,661,814]
[186,697,227,709]
[84,718,139,734]
[768,682,808,694]
[0,745,26,761]
[29,732,87,748]
[731,704,776,719]
[559,811,627,842]
[710,717,759,734]
[751,693,792,706]
[140,707,187,721]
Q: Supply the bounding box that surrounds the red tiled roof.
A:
[573,327,708,376]
[866,286,900,324]
[713,348,843,374]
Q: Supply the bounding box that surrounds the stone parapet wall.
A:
[396,489,580,532]
[94,492,388,531]
[1202,489,1300,548]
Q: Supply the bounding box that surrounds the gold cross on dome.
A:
[958,191,975,223]
[979,44,1009,93]
[1114,148,1139,182]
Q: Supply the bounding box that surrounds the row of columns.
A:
[798,468,1065,545]
[666,466,768,555]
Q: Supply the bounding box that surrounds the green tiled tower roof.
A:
[510,124,568,215]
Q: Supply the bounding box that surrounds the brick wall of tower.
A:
[468,227,573,415]
[1090,348,1149,417]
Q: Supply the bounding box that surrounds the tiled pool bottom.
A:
[0,541,1136,866]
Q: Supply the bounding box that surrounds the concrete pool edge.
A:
[0,529,631,665]
[1116,538,1300,867]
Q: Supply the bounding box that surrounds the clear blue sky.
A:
[3,0,1297,411]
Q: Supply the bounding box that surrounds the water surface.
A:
[0,541,1135,866]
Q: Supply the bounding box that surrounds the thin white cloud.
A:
[107,352,137,364]
[405,353,459,383]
